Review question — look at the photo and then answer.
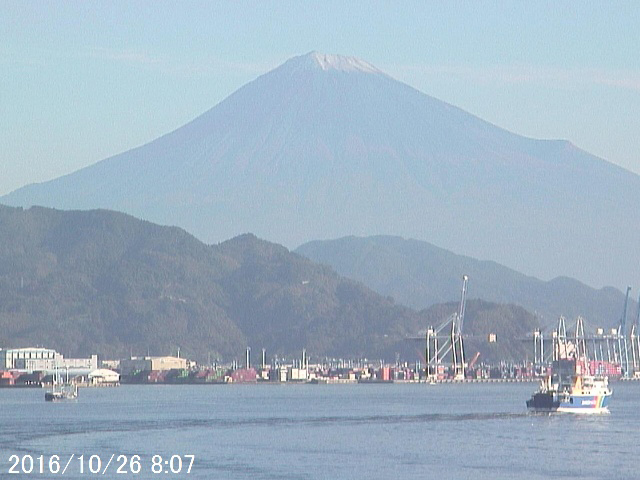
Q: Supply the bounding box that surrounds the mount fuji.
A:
[3,52,639,288]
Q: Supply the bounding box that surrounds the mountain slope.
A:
[296,235,631,329]
[3,52,639,288]
[0,205,431,361]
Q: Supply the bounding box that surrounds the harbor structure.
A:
[119,356,187,376]
[87,369,120,386]
[0,347,58,371]
[425,275,469,381]
[0,347,97,373]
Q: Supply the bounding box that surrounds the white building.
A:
[59,355,98,371]
[88,369,120,386]
[0,347,98,373]
[0,347,60,371]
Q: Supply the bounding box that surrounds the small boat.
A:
[45,368,78,402]
[526,358,611,414]
[45,383,78,401]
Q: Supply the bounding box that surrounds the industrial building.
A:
[119,356,187,376]
[0,347,59,371]
[0,347,98,373]
[60,354,98,371]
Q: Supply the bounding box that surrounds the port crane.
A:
[618,286,632,378]
[532,329,545,375]
[630,292,640,375]
[425,275,468,380]
[550,316,589,363]
[531,300,638,379]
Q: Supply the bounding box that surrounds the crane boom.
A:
[458,275,469,334]
[636,292,640,330]
[618,286,632,378]
[620,286,631,336]
[426,275,470,381]
[468,352,481,369]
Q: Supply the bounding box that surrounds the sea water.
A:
[1,382,638,479]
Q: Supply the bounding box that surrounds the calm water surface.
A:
[1,382,638,479]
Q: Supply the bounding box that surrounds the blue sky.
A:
[2,1,639,195]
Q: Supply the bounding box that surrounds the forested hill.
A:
[0,205,429,361]
[0,205,542,363]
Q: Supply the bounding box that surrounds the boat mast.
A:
[451,275,468,380]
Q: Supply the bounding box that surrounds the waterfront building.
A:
[88,369,120,386]
[119,356,187,376]
[59,354,98,371]
[288,367,308,382]
[0,347,98,373]
[100,359,120,370]
[0,347,60,371]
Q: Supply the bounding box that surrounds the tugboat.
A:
[526,316,612,414]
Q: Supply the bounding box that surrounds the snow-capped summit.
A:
[305,51,382,73]
[279,51,383,75]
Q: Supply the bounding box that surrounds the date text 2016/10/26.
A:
[8,454,195,475]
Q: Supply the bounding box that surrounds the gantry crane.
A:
[425,275,468,380]
[618,286,631,378]
[630,292,640,375]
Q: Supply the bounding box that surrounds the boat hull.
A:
[45,385,78,402]
[527,392,611,414]
[526,392,560,412]
[45,392,64,402]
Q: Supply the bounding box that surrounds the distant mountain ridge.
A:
[296,235,633,330]
[0,205,538,362]
[3,51,639,288]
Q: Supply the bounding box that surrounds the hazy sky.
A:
[2,2,639,196]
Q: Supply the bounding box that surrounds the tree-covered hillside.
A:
[0,205,544,363]
[0,206,427,362]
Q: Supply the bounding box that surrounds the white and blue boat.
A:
[527,358,612,414]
